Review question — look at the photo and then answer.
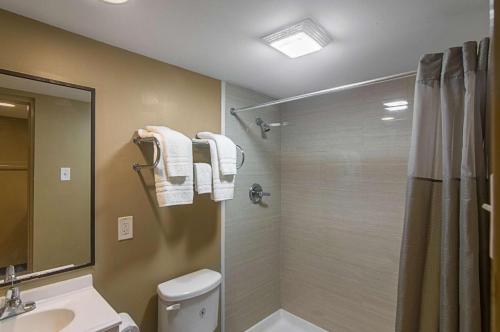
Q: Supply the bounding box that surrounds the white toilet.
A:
[157,269,222,332]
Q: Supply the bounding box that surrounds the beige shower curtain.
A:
[396,38,490,332]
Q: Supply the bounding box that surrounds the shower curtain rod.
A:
[230,70,417,115]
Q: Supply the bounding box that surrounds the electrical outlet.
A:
[118,216,133,241]
[60,167,71,181]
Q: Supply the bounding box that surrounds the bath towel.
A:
[138,129,193,206]
[194,138,235,201]
[196,132,237,175]
[146,126,192,177]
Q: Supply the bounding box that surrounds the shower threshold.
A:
[245,309,328,332]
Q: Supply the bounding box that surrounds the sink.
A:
[0,275,121,332]
[1,309,75,332]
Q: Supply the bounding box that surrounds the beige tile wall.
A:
[224,84,281,332]
[280,77,415,331]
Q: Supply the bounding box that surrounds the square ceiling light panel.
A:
[262,19,331,59]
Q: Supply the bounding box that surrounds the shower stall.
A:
[222,74,415,331]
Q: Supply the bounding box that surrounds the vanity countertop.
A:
[0,274,121,332]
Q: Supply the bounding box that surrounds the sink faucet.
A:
[0,265,36,320]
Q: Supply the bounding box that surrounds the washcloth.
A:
[196,132,237,175]
[146,126,192,177]
[194,138,235,201]
[138,129,193,206]
[194,163,212,194]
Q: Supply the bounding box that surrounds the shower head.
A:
[256,117,288,138]
[256,117,271,134]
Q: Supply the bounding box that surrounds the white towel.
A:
[138,129,193,206]
[194,139,235,201]
[119,313,139,332]
[194,163,212,194]
[146,126,193,177]
[196,132,237,175]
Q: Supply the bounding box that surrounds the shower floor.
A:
[245,309,328,332]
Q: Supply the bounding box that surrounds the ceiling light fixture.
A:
[100,0,129,4]
[381,117,395,121]
[384,100,408,111]
[383,100,408,107]
[0,102,16,108]
[262,19,331,58]
[385,105,408,111]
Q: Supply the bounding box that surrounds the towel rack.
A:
[132,136,245,172]
[132,136,162,172]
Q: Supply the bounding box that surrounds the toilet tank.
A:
[157,269,222,332]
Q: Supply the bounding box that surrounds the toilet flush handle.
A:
[166,303,181,311]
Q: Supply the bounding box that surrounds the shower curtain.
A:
[396,38,490,332]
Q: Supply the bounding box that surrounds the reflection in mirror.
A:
[0,70,94,284]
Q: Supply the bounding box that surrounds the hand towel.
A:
[194,138,235,201]
[145,126,192,177]
[196,132,237,175]
[138,129,193,206]
[194,163,212,194]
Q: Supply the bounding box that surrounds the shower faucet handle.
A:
[249,183,270,204]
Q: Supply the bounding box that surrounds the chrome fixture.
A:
[256,118,288,138]
[230,71,417,115]
[256,118,271,138]
[132,136,162,172]
[249,183,271,204]
[132,135,245,172]
[0,265,36,321]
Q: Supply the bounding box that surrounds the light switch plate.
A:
[60,167,71,181]
[118,216,133,241]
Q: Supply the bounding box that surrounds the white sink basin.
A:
[1,309,75,332]
[0,275,121,332]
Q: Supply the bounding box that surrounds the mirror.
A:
[0,69,94,285]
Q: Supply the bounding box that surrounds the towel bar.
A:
[132,136,162,172]
[133,136,245,172]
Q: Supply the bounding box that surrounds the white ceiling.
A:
[0,0,490,98]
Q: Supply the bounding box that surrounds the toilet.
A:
[157,269,222,332]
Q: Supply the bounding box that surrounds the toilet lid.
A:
[157,269,222,302]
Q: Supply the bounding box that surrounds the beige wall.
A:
[31,94,91,271]
[0,9,221,332]
[0,87,92,272]
[0,115,29,268]
[224,84,281,331]
[280,77,414,331]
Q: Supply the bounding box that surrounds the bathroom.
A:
[0,0,498,331]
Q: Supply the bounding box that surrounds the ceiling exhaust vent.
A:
[262,18,331,58]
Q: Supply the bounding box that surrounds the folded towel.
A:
[138,129,193,206]
[194,163,212,194]
[146,126,192,177]
[196,132,237,176]
[194,139,235,201]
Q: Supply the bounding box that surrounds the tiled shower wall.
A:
[224,84,281,332]
[280,77,414,331]
[224,77,413,332]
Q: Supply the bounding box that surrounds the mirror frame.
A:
[0,68,95,285]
